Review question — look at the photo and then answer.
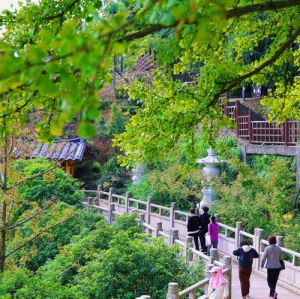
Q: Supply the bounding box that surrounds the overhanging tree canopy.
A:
[0,0,299,164]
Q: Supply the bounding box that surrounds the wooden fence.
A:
[223,100,300,145]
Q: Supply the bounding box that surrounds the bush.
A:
[128,164,204,210]
[99,156,130,192]
[0,214,204,299]
[14,158,83,206]
[213,158,297,243]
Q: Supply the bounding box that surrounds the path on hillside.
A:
[84,193,300,298]
[231,263,299,299]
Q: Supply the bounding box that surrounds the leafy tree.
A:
[15,158,82,206]
[99,156,131,192]
[213,157,297,247]
[16,209,102,272]
[0,0,298,150]
[0,137,83,273]
[0,214,204,299]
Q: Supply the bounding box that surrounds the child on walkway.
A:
[207,216,219,256]
[233,240,259,299]
[208,266,229,299]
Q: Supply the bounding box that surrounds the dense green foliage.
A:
[214,155,300,251]
[16,209,102,272]
[99,156,131,192]
[14,158,83,205]
[0,214,204,299]
[127,136,300,253]
[0,0,298,161]
[127,136,241,210]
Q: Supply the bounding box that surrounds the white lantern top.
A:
[196,148,224,166]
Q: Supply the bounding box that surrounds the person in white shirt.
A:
[208,266,229,299]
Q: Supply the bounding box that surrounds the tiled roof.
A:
[13,138,86,161]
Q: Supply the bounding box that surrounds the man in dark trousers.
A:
[199,206,210,254]
[187,208,200,251]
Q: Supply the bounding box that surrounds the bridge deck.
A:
[231,263,299,298]
[84,195,300,298]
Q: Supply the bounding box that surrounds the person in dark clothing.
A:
[233,240,259,299]
[187,208,200,251]
[199,206,210,254]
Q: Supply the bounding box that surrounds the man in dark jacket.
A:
[233,240,259,299]
[187,208,200,251]
[199,206,210,254]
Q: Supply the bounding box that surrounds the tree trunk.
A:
[0,134,8,272]
[0,202,6,273]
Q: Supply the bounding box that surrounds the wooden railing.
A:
[81,188,300,296]
[223,100,300,145]
[136,51,156,72]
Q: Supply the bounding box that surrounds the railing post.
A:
[285,120,289,145]
[169,228,179,246]
[87,196,93,205]
[166,282,179,299]
[248,108,252,141]
[209,248,219,264]
[236,100,240,136]
[108,187,113,204]
[155,221,162,237]
[235,221,242,248]
[205,264,214,295]
[108,203,115,224]
[223,256,232,299]
[125,191,130,213]
[138,213,145,230]
[170,202,176,228]
[225,228,231,238]
[96,184,101,206]
[146,197,151,225]
[185,236,193,262]
[254,228,264,269]
[188,292,196,299]
[276,236,284,247]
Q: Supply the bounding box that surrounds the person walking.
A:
[261,236,283,298]
[207,266,229,299]
[207,215,219,256]
[187,208,200,251]
[199,206,210,254]
[233,240,259,299]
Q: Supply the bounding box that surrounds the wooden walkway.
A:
[231,263,299,299]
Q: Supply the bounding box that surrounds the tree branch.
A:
[227,0,300,18]
[5,212,79,259]
[44,0,81,21]
[0,99,30,119]
[117,24,175,42]
[8,197,58,230]
[223,25,300,86]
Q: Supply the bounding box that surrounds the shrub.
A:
[14,158,83,206]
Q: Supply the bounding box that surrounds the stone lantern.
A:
[197,148,224,209]
[126,151,145,185]
[132,163,145,185]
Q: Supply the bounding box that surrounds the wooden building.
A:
[13,138,87,177]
